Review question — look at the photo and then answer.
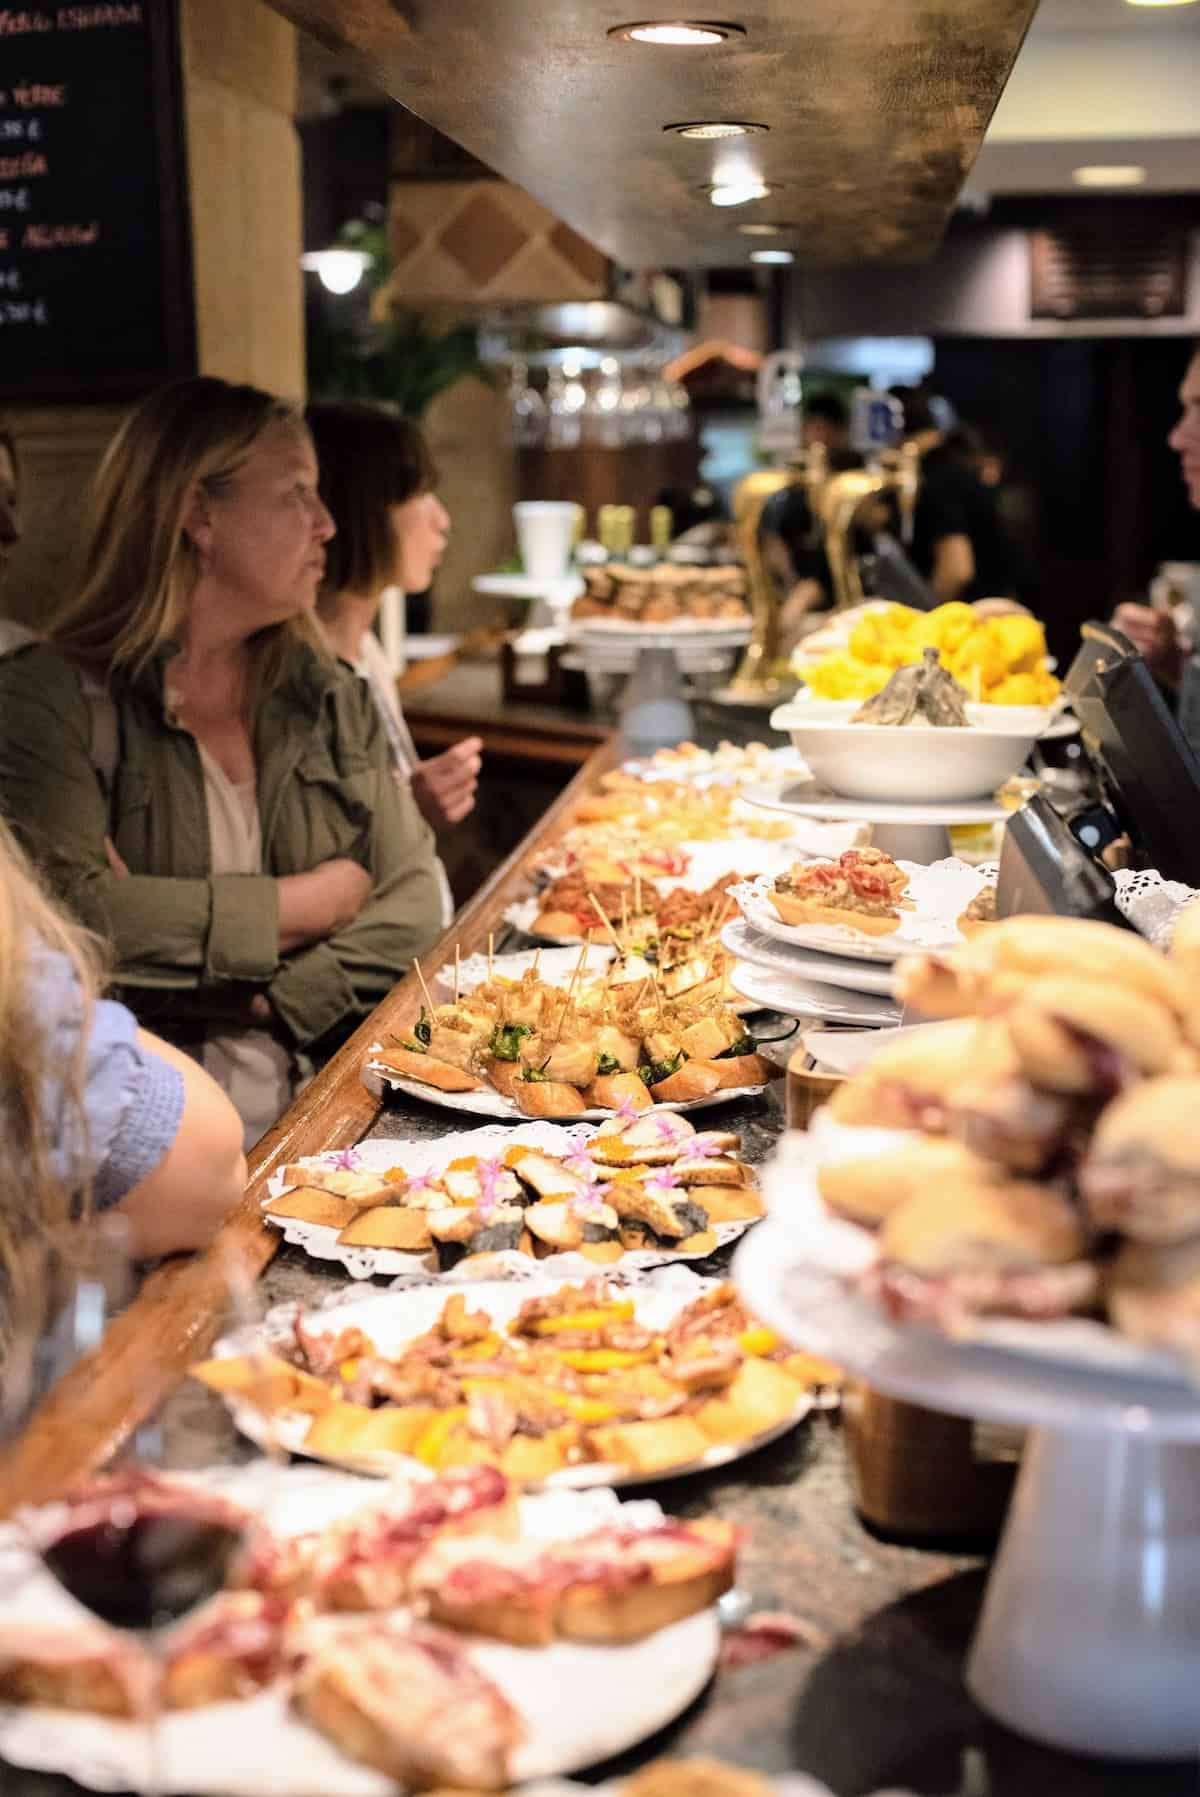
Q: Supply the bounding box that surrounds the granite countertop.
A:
[4,737,1194,1795]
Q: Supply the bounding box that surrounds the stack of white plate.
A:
[722,916,902,1028]
[576,619,751,678]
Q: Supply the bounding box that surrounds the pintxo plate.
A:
[0,1465,720,1796]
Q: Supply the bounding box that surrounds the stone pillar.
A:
[2,0,304,628]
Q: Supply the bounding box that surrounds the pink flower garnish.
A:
[646,1169,680,1195]
[616,1096,641,1125]
[569,1190,608,1220]
[688,1134,722,1160]
[653,1113,686,1143]
[405,1172,434,1198]
[563,1148,599,1182]
[329,1148,360,1171]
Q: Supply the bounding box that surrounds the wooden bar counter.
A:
[0,711,1191,1797]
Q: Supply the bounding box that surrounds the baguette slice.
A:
[650,1062,723,1103]
[294,1622,522,1791]
[263,1187,370,1230]
[375,1047,483,1092]
[485,1055,526,1099]
[689,1185,765,1224]
[280,1165,399,1205]
[0,1624,155,1718]
[163,1592,291,1710]
[336,1207,433,1252]
[513,1079,588,1118]
[587,1072,654,1112]
[700,1052,775,1090]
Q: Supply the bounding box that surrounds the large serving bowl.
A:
[768,698,1047,803]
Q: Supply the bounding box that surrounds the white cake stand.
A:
[734,1216,1200,1762]
[742,778,1008,865]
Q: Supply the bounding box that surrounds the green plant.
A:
[306,214,493,419]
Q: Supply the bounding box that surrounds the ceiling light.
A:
[1125,1,1198,8]
[300,248,371,294]
[609,19,743,44]
[750,248,794,264]
[709,180,770,206]
[1072,164,1148,187]
[737,221,795,236]
[666,120,766,139]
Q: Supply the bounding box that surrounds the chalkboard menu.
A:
[0,1,195,401]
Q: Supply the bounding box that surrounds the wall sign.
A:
[0,2,195,400]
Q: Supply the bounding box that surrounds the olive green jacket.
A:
[0,641,443,1054]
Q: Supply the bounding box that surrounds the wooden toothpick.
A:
[588,893,625,953]
[454,942,461,1004]
[414,959,435,1014]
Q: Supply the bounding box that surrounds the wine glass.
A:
[8,1222,276,1795]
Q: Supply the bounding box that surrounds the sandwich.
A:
[294,1621,523,1791]
[947,1073,1083,1176]
[1003,975,1185,1097]
[411,1517,737,1647]
[871,1171,1099,1329]
[1105,1234,1200,1366]
[1080,1077,1200,1242]
[827,1019,1014,1132]
[162,1592,292,1709]
[897,915,1178,1022]
[817,1137,993,1228]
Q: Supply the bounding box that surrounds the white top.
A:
[355,628,454,927]
[196,744,294,1151]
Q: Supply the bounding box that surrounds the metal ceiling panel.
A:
[268,0,1039,266]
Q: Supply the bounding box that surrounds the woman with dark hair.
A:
[307,402,481,925]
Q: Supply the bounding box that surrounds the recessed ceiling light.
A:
[737,221,795,236]
[609,20,744,45]
[1126,1,1197,9]
[665,120,767,139]
[1072,164,1148,187]
[709,180,770,206]
[749,248,794,264]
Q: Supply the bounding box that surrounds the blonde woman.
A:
[0,814,245,1269]
[0,377,443,1147]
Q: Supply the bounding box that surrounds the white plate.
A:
[742,778,1009,828]
[212,1269,823,1490]
[730,961,900,1026]
[473,573,584,601]
[618,745,807,787]
[730,858,983,964]
[433,944,614,999]
[262,1123,760,1282]
[720,918,898,998]
[747,1131,1200,1399]
[0,1465,719,1797]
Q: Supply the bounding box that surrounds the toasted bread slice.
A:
[587,1416,712,1475]
[336,1207,433,1252]
[263,1187,368,1230]
[690,1185,766,1224]
[701,1053,775,1089]
[512,1079,588,1118]
[587,1072,655,1113]
[673,1156,753,1187]
[280,1165,399,1205]
[190,1352,331,1416]
[375,1047,483,1092]
[650,1062,723,1103]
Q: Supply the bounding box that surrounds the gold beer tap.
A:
[820,440,922,611]
[727,442,830,699]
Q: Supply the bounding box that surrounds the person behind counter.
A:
[1113,344,1200,700]
[305,401,481,927]
[892,385,1018,605]
[0,814,245,1275]
[0,376,444,1150]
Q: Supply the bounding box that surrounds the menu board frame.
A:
[0,0,197,404]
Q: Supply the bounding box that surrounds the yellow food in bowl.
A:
[797,602,1061,706]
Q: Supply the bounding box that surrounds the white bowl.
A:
[768,700,1045,803]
